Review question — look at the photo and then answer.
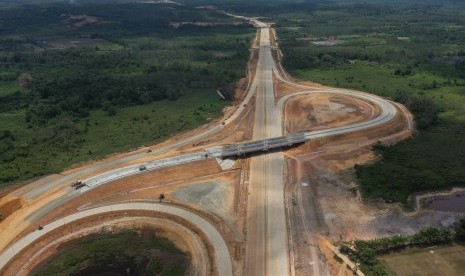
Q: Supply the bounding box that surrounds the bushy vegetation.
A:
[0,2,253,186]
[455,218,465,242]
[35,231,186,276]
[256,0,465,205]
[394,92,439,129]
[341,220,465,275]
[355,124,465,206]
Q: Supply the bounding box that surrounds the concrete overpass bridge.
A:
[209,132,307,158]
[82,133,308,190]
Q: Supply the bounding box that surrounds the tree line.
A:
[340,219,465,275]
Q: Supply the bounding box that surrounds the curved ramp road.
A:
[276,89,398,139]
[0,203,233,276]
[0,14,406,276]
[232,14,400,276]
[84,152,208,189]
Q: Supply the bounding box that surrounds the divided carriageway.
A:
[0,14,407,276]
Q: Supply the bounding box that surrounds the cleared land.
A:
[284,94,374,133]
[378,244,465,276]
[265,0,465,206]
[2,4,458,276]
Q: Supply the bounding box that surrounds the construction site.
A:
[1,15,459,276]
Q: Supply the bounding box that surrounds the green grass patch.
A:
[0,90,228,186]
[83,90,227,158]
[378,244,465,276]
[0,81,23,96]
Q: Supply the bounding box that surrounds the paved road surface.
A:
[276,89,398,139]
[245,26,290,276]
[242,16,399,276]
[0,203,233,276]
[1,14,403,276]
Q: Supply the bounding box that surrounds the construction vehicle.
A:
[71,180,86,190]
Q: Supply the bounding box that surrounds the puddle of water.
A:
[427,191,465,212]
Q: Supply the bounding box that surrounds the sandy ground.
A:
[2,158,245,274]
[285,132,405,275]
[4,212,214,276]
[1,23,448,276]
[269,31,430,274]
[0,28,264,275]
[0,141,246,271]
[284,94,375,133]
[303,126,460,239]
[172,180,235,233]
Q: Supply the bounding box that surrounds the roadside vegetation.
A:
[35,230,186,276]
[339,218,465,275]
[0,2,253,187]
[234,0,465,207]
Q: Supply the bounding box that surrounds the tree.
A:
[455,218,465,242]
[394,92,439,129]
[146,257,163,274]
[158,193,165,202]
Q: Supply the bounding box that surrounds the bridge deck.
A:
[219,133,307,157]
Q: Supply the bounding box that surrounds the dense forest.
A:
[0,2,253,186]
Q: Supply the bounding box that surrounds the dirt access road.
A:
[0,14,410,276]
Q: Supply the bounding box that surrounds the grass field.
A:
[291,64,465,123]
[0,89,228,186]
[378,244,465,276]
[0,80,27,97]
